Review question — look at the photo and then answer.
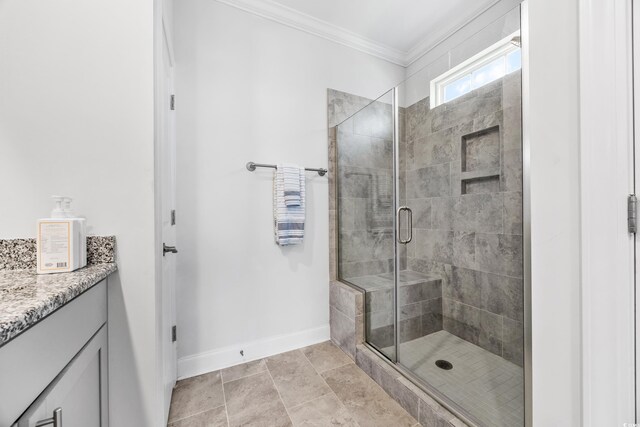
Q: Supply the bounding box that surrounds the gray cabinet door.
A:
[14,326,108,427]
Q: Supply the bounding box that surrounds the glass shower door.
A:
[335,6,525,426]
[336,89,398,361]
[395,6,525,427]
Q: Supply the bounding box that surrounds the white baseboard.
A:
[177,324,330,380]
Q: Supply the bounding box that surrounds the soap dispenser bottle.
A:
[36,196,87,274]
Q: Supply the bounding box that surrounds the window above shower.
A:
[430,31,522,108]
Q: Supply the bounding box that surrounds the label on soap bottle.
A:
[38,221,70,271]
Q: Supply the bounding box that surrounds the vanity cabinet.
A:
[0,280,108,427]
[12,326,107,427]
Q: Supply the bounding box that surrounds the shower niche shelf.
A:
[460,125,501,195]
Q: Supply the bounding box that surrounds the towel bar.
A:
[246,161,327,177]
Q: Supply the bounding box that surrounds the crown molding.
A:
[215,0,504,68]
[215,0,408,66]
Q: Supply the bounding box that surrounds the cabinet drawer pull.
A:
[35,408,62,427]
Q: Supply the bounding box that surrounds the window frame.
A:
[430,31,521,108]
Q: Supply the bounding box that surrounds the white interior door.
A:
[160,21,177,423]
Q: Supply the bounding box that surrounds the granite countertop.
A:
[0,263,117,346]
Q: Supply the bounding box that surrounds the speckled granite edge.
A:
[86,236,116,265]
[0,236,115,270]
[0,263,117,346]
[0,239,35,271]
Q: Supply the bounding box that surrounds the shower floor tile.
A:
[395,330,524,427]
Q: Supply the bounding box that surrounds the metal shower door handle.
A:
[406,207,413,243]
[397,206,413,244]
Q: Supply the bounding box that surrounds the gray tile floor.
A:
[167,341,419,427]
[395,331,524,427]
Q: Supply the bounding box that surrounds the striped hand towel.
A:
[274,164,305,246]
[282,163,302,207]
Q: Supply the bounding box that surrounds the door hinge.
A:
[171,209,176,226]
[172,325,177,342]
[170,94,175,111]
[628,194,637,233]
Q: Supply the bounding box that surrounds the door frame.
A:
[579,0,636,425]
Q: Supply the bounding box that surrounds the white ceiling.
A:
[269,0,498,54]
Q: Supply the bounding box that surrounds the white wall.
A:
[526,0,582,425]
[0,1,160,426]
[173,0,405,377]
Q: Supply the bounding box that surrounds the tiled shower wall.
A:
[403,72,523,365]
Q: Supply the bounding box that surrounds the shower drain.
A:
[435,359,453,370]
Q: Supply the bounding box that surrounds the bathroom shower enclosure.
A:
[334,5,527,427]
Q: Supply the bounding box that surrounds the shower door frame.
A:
[392,86,401,364]
[521,4,532,426]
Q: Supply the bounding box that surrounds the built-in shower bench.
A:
[346,270,443,347]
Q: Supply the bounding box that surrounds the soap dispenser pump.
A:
[37,196,87,274]
[51,195,66,218]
